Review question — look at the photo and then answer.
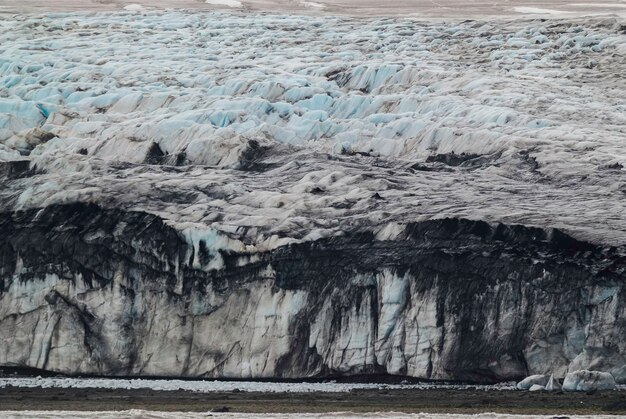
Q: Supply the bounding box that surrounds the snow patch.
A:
[563,370,616,392]
[568,3,626,8]
[123,4,145,11]
[301,1,325,8]
[513,7,570,15]
[206,0,243,7]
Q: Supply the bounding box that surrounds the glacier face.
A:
[1,204,624,382]
[0,11,625,382]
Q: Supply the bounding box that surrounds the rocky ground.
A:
[2,386,626,414]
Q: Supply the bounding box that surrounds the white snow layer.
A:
[205,0,243,8]
[513,7,572,15]
[0,377,518,392]
[0,12,625,247]
[123,4,146,11]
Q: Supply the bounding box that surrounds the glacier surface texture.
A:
[0,11,625,383]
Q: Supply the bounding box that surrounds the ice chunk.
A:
[562,370,616,392]
[545,374,561,391]
[516,374,549,390]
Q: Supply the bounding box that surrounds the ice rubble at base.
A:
[1,374,621,393]
[545,374,561,391]
[517,374,563,391]
[562,370,617,392]
[516,374,550,390]
[517,370,616,392]
[0,377,518,393]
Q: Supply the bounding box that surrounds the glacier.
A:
[0,11,625,383]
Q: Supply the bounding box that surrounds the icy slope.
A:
[0,12,625,382]
[1,13,625,243]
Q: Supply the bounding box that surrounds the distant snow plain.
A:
[1,0,626,16]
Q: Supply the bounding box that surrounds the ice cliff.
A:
[0,11,625,383]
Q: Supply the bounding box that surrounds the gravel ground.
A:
[2,387,626,414]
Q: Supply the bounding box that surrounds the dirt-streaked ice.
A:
[0,12,624,245]
[0,11,625,383]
